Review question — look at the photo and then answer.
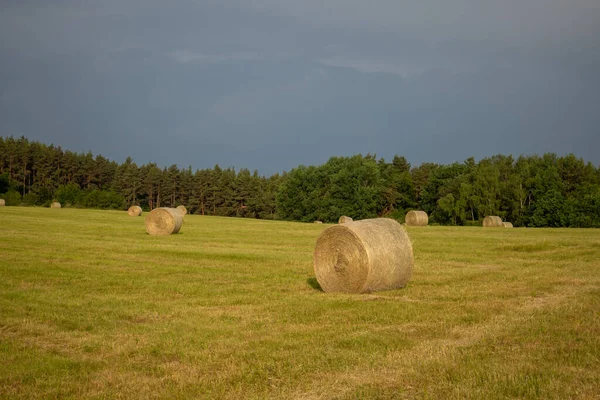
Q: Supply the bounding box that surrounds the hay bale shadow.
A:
[306,277,323,291]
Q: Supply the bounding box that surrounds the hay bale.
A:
[314,221,323,224]
[338,216,353,224]
[0,199,5,207]
[145,207,184,235]
[405,210,428,226]
[503,222,514,228]
[128,205,142,217]
[50,202,61,209]
[176,205,187,215]
[483,216,503,227]
[313,218,414,293]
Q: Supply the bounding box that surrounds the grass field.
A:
[0,207,599,399]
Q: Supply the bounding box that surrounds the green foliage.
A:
[21,192,39,206]
[276,165,318,221]
[79,190,125,210]
[1,135,600,227]
[529,189,566,227]
[0,173,9,194]
[277,155,384,222]
[2,190,21,206]
[420,162,469,224]
[564,184,600,227]
[380,155,416,215]
[54,183,82,207]
[438,193,459,225]
[37,187,52,204]
[384,208,406,222]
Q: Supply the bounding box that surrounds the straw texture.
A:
[128,205,142,216]
[405,210,428,226]
[0,199,4,207]
[503,222,514,228]
[338,216,353,224]
[145,207,184,235]
[176,205,187,215]
[50,202,61,209]
[313,218,414,293]
[483,216,503,227]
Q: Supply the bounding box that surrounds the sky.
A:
[1,0,599,175]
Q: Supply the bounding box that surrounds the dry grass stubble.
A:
[0,208,598,399]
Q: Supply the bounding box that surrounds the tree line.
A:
[1,136,599,227]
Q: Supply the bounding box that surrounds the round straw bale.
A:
[145,207,184,235]
[405,210,428,226]
[503,222,514,228]
[128,205,142,216]
[313,218,414,293]
[314,221,323,224]
[338,216,353,224]
[176,205,187,215]
[483,216,503,227]
[50,202,61,209]
[0,199,5,207]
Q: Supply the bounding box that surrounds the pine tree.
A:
[115,157,141,207]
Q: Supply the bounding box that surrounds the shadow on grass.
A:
[306,277,323,291]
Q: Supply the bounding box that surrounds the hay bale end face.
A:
[50,202,61,209]
[0,199,5,207]
[483,216,503,227]
[176,205,187,215]
[145,207,184,235]
[128,205,142,216]
[338,216,353,224]
[503,222,514,228]
[405,210,428,226]
[314,218,414,293]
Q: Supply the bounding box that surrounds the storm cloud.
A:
[1,0,599,173]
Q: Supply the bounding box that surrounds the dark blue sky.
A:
[1,0,599,174]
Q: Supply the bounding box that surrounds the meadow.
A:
[0,207,598,399]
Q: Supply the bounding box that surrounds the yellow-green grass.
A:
[0,207,598,399]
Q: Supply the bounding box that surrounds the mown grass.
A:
[0,207,598,399]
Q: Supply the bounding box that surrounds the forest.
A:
[1,135,599,227]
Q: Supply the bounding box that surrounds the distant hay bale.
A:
[483,216,503,227]
[176,205,187,215]
[405,210,428,226]
[128,205,142,217]
[338,216,353,224]
[145,207,184,235]
[313,218,414,293]
[0,199,4,207]
[503,222,514,228]
[50,202,61,209]
[314,221,323,224]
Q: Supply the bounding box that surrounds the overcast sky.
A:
[1,0,599,174]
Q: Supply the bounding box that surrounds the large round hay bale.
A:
[176,205,187,215]
[405,210,428,226]
[50,202,61,209]
[503,222,514,228]
[145,207,184,235]
[314,221,323,224]
[0,199,5,207]
[338,216,353,224]
[313,218,414,293]
[128,205,142,216]
[483,216,503,227]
